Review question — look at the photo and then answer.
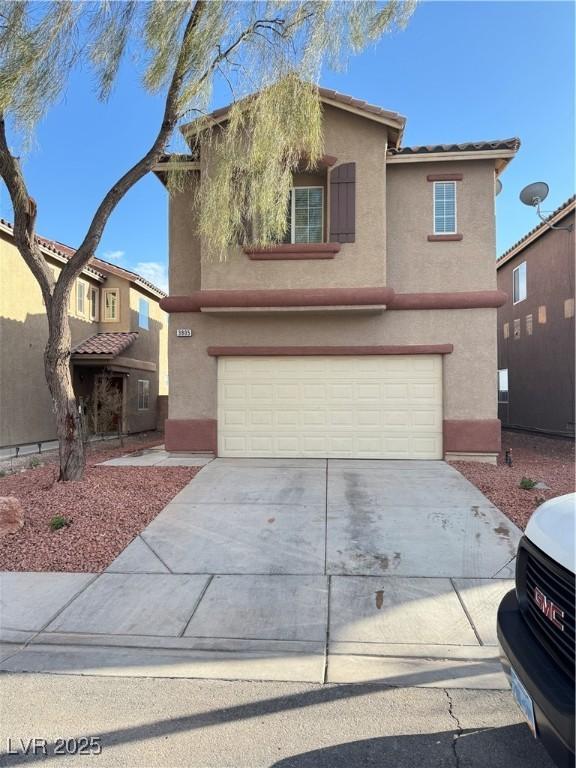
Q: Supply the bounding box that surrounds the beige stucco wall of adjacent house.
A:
[0,231,169,448]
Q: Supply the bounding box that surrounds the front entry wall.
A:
[217,355,443,459]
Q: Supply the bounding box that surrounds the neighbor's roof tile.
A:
[73,332,138,356]
[388,138,521,156]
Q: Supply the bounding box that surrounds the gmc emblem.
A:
[533,586,565,631]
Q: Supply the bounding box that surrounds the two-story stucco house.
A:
[0,221,168,454]
[497,196,575,437]
[159,88,519,463]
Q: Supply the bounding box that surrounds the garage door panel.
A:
[218,356,443,459]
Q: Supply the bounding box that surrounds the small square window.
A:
[137,379,150,410]
[138,298,149,330]
[433,181,457,235]
[513,262,527,304]
[538,305,547,324]
[503,322,510,339]
[513,318,521,339]
[498,368,509,403]
[526,314,533,335]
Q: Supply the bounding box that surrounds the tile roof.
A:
[497,194,576,266]
[0,220,166,298]
[388,138,521,156]
[73,332,138,356]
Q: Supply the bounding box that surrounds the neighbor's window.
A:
[138,298,149,329]
[89,286,99,321]
[526,314,533,335]
[103,289,119,321]
[503,322,510,339]
[538,305,547,324]
[513,318,521,339]
[513,262,527,304]
[498,369,509,403]
[433,181,457,234]
[76,280,86,317]
[137,379,150,410]
[284,187,324,244]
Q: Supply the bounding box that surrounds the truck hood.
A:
[525,493,575,573]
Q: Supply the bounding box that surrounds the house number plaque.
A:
[176,329,192,337]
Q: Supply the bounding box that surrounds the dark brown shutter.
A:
[329,162,356,243]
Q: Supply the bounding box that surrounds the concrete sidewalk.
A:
[0,459,521,688]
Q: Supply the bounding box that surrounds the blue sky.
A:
[1,1,573,291]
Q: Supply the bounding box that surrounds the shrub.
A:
[0,469,6,478]
[28,456,41,469]
[50,515,71,531]
[519,476,537,490]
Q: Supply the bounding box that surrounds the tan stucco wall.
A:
[386,160,497,292]
[167,307,498,424]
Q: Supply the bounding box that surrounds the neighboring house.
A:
[158,87,519,463]
[496,196,575,437]
[0,221,168,453]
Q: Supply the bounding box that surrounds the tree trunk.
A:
[44,301,85,481]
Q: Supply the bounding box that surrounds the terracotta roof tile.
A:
[388,138,521,156]
[73,332,138,356]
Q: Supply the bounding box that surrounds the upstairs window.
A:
[513,262,527,304]
[103,289,119,321]
[284,187,324,244]
[433,181,457,234]
[138,298,149,329]
[76,280,86,317]
[89,286,99,321]
[498,369,509,403]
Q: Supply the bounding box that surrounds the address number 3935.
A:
[176,329,192,337]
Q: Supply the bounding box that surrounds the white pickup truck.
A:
[497,493,575,768]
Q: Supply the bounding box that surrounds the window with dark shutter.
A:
[329,162,355,243]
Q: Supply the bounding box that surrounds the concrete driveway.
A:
[0,458,521,688]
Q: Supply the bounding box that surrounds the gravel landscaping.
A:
[453,431,575,530]
[0,438,199,572]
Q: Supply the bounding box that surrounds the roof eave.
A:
[387,148,518,172]
[497,198,576,268]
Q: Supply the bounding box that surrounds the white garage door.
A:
[217,356,443,459]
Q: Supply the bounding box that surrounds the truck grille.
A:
[518,536,575,679]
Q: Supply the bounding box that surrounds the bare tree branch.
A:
[0,113,53,303]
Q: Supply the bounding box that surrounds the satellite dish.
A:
[495,179,502,196]
[520,181,549,207]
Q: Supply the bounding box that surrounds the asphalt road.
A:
[0,674,555,768]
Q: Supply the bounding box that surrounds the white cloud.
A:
[101,249,125,262]
[134,261,169,293]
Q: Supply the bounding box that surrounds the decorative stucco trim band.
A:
[389,291,507,309]
[244,243,341,260]
[207,345,454,357]
[161,287,394,313]
[427,173,463,182]
[427,234,464,242]
[443,419,501,453]
[164,419,217,453]
[160,289,508,313]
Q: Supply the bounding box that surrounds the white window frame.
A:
[89,286,99,321]
[103,288,119,322]
[288,186,324,244]
[498,368,509,403]
[138,297,149,330]
[512,262,527,304]
[433,181,457,235]
[137,379,150,411]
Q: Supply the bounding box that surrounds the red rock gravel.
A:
[453,431,575,530]
[0,443,199,572]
